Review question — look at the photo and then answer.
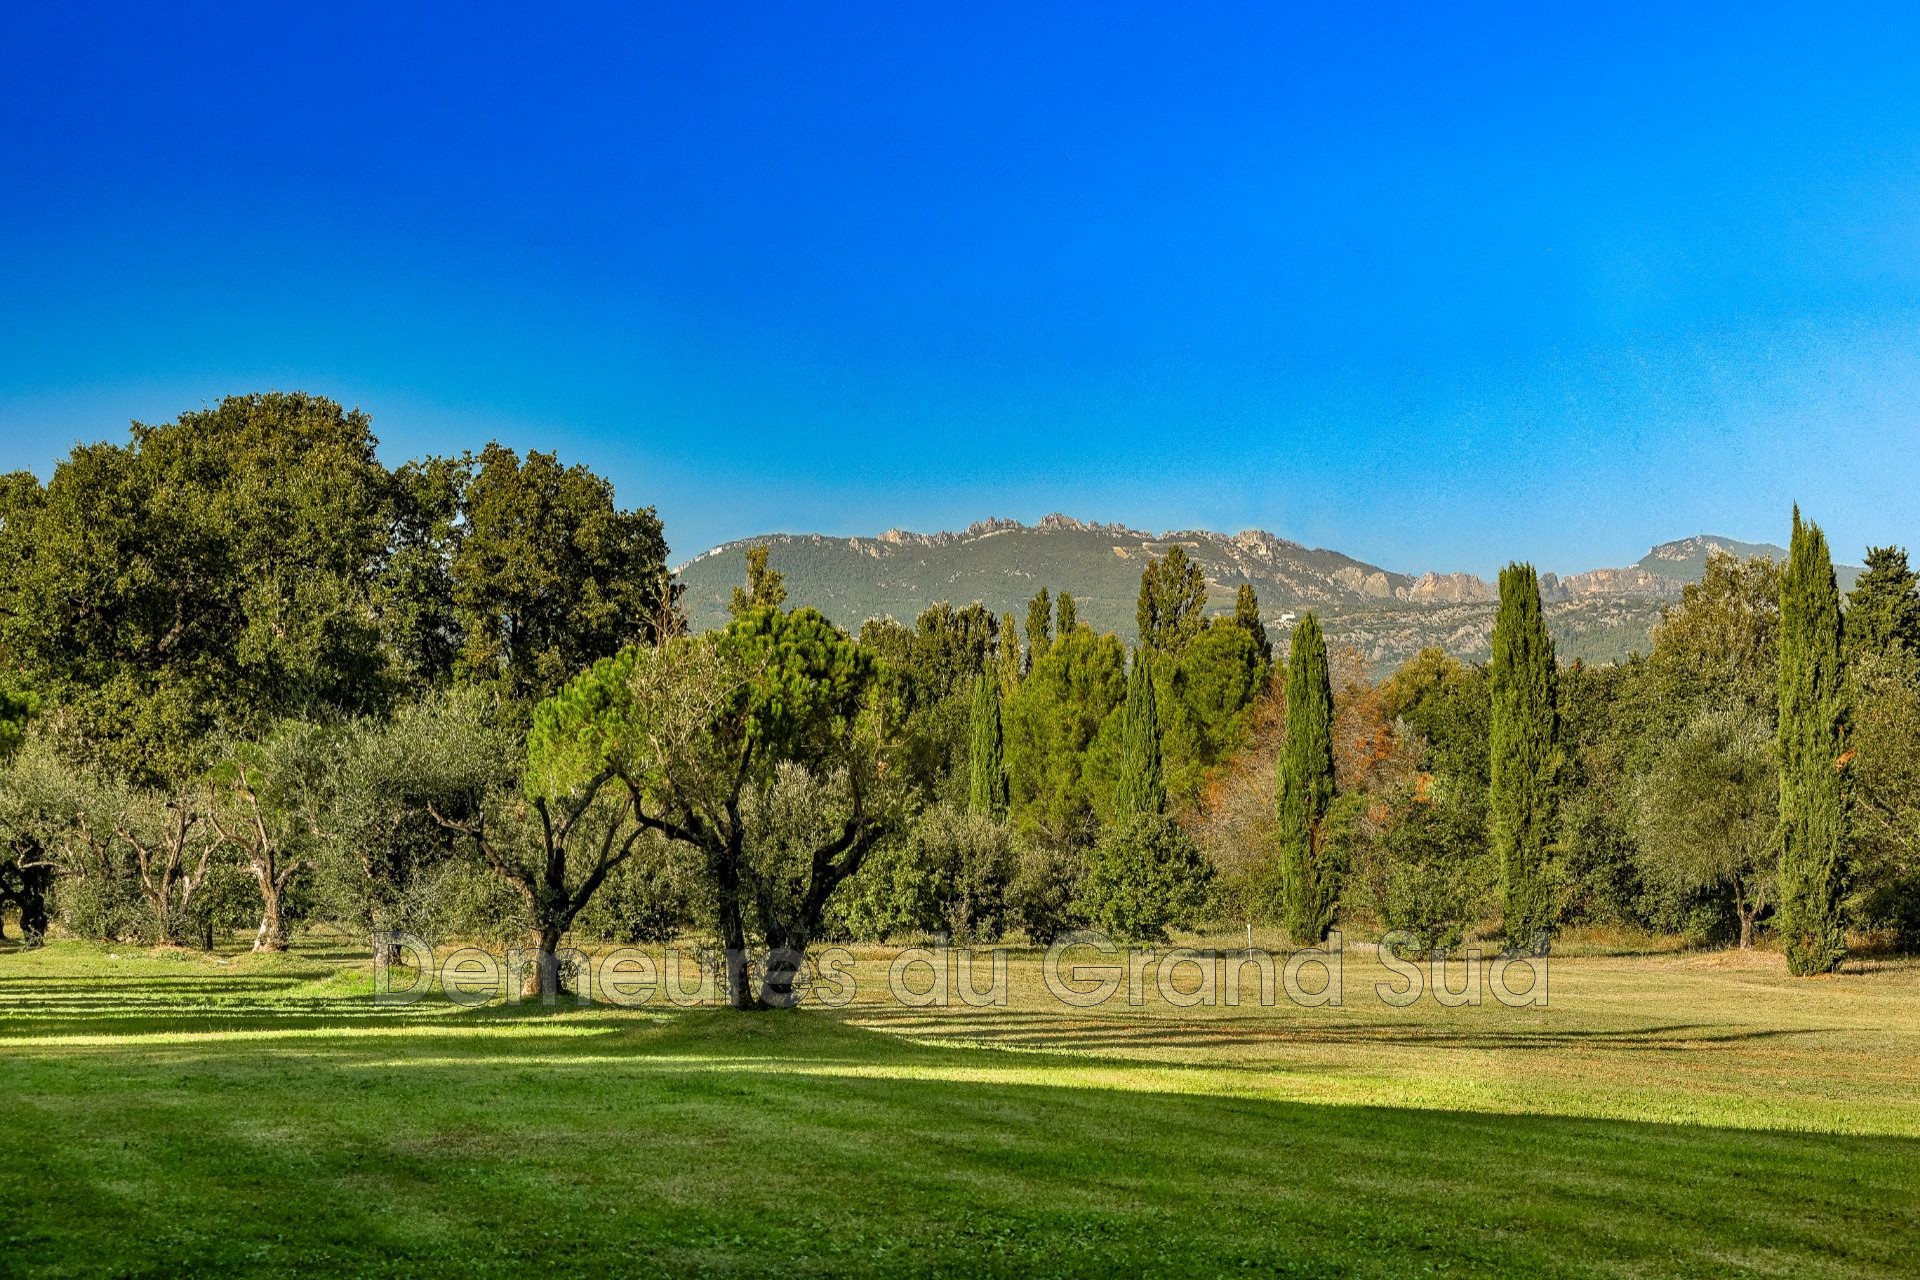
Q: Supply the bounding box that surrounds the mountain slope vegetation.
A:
[677,517,1855,668]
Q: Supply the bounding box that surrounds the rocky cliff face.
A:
[1399,572,1498,603]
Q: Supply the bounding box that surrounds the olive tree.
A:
[1633,706,1778,949]
[406,689,645,1000]
[312,699,472,962]
[0,737,78,946]
[206,723,344,951]
[75,777,223,948]
[539,606,907,1009]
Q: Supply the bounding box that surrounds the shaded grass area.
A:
[1,942,1916,1278]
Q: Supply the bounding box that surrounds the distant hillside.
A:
[1635,535,1787,583]
[676,519,1859,670]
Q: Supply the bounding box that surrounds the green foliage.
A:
[571,834,703,945]
[1113,650,1166,821]
[729,544,788,617]
[0,399,672,777]
[1157,619,1265,807]
[1076,812,1212,943]
[311,694,498,946]
[1553,659,1651,928]
[834,804,1015,943]
[599,612,903,1006]
[1004,625,1127,845]
[1382,648,1490,788]
[1056,591,1078,636]
[718,607,877,770]
[378,455,467,694]
[1365,786,1485,954]
[0,686,34,761]
[995,613,1022,692]
[909,602,998,698]
[0,736,88,945]
[1136,546,1208,656]
[1489,563,1559,952]
[1277,614,1337,942]
[1633,706,1778,947]
[965,672,1008,818]
[1025,588,1052,669]
[1646,552,1783,720]
[452,442,672,709]
[1233,583,1274,667]
[1776,510,1851,975]
[1848,648,1920,950]
[1845,545,1920,662]
[0,394,396,778]
[857,602,1000,806]
[1007,839,1085,945]
[525,648,644,797]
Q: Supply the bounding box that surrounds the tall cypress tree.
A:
[1234,583,1273,667]
[1777,508,1852,976]
[995,612,1023,692]
[1025,588,1053,671]
[1113,649,1166,820]
[1489,562,1559,954]
[966,670,1008,818]
[1056,591,1078,636]
[1276,613,1336,942]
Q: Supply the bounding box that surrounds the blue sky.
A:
[3,3,1918,574]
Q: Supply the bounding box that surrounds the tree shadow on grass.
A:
[4,1008,1910,1280]
[841,1004,1825,1057]
[0,960,1830,1065]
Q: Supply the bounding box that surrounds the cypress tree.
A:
[1489,562,1559,954]
[1234,583,1273,667]
[966,671,1008,818]
[1025,589,1053,670]
[1777,508,1852,976]
[1056,591,1078,636]
[1276,613,1336,942]
[995,612,1022,692]
[728,544,787,617]
[1114,649,1166,820]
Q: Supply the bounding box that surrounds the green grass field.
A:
[1,936,1915,1278]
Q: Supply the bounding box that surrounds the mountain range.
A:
[675,518,1857,670]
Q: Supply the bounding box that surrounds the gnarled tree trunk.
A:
[16,862,51,948]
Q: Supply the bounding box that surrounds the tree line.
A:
[0,395,1911,1002]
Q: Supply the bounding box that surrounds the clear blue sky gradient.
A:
[3,3,1918,573]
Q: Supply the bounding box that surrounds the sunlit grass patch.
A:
[0,940,1915,1277]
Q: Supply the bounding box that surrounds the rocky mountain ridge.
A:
[675,516,1850,669]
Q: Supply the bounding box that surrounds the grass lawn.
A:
[1,936,1916,1278]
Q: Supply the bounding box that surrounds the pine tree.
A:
[1489,563,1559,954]
[1025,588,1053,671]
[1276,613,1336,942]
[1137,546,1208,656]
[1844,545,1920,661]
[1056,591,1078,636]
[1113,649,1166,820]
[1233,583,1273,667]
[995,612,1022,692]
[1777,508,1852,976]
[966,671,1008,818]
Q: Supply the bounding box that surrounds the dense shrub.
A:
[1076,813,1212,944]
[832,805,1015,943]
